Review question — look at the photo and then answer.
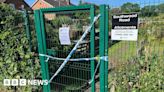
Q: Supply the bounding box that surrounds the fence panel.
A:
[108,0,164,91]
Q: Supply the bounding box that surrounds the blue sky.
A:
[25,0,164,8]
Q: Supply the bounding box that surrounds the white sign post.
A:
[59,27,71,45]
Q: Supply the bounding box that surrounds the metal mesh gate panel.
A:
[34,5,105,92]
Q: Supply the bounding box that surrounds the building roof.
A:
[45,0,69,6]
[32,0,72,8]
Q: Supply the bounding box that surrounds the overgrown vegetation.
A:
[111,2,164,17]
[109,3,164,92]
[109,54,164,92]
[0,3,40,92]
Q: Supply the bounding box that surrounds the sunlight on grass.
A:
[108,41,137,63]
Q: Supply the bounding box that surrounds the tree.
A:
[158,3,164,13]
[121,2,140,13]
[141,5,158,17]
[111,8,122,14]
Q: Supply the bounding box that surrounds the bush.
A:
[109,53,164,92]
[141,5,158,17]
[0,3,40,92]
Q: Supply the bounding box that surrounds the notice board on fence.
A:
[111,13,138,41]
[59,27,71,45]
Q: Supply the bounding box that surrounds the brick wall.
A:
[32,0,56,20]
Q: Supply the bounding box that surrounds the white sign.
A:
[59,27,71,45]
[111,29,138,41]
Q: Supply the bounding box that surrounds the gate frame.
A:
[34,4,109,92]
[34,5,96,92]
[99,5,109,92]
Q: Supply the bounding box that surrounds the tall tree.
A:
[141,5,158,17]
[111,8,122,14]
[158,3,164,13]
[121,2,140,13]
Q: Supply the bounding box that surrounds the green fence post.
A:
[34,10,49,92]
[100,5,106,92]
[24,9,32,51]
[39,10,51,92]
[90,5,95,92]
[104,5,109,92]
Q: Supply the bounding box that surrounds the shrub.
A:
[109,53,164,92]
[0,3,40,92]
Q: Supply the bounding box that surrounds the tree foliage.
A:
[158,3,164,13]
[111,8,122,14]
[141,3,164,17]
[119,2,164,17]
[121,2,140,13]
[141,5,158,17]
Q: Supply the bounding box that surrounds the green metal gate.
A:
[34,5,109,92]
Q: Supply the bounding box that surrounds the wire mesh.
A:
[43,10,99,92]
[108,0,164,91]
[28,12,38,52]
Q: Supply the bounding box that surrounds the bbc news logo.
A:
[3,79,48,86]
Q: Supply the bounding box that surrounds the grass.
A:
[108,39,164,62]
[108,41,137,63]
[108,39,164,92]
